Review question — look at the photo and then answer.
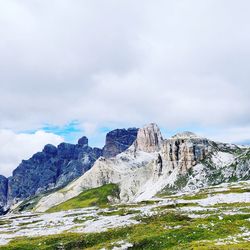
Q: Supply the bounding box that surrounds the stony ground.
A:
[0,181,250,249]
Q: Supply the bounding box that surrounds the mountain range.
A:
[0,128,138,214]
[0,123,249,215]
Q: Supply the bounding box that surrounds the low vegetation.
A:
[1,182,250,249]
[15,186,66,212]
[97,208,140,217]
[153,202,199,211]
[47,183,120,212]
[1,211,249,250]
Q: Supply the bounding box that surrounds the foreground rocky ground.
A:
[0,181,249,249]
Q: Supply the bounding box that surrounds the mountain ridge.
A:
[33,123,250,212]
[0,128,138,214]
[0,123,249,215]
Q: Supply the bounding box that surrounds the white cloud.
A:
[0,130,64,177]
[0,0,249,131]
[203,126,250,145]
[0,0,249,174]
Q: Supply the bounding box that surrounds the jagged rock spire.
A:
[134,123,163,153]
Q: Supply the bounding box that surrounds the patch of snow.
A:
[112,240,133,250]
[134,167,179,202]
[215,230,250,245]
[0,239,10,246]
[0,206,140,246]
[82,155,90,165]
[164,225,182,229]
[197,193,250,206]
[73,214,139,233]
[211,152,235,168]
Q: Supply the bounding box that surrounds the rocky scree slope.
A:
[35,123,250,212]
[0,128,138,214]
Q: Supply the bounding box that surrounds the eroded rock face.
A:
[161,134,211,174]
[7,138,102,203]
[134,123,163,153]
[103,128,138,158]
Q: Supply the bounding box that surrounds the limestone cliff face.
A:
[160,133,211,174]
[134,123,163,153]
[134,127,210,176]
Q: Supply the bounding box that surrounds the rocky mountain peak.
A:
[78,136,88,146]
[6,136,102,204]
[134,123,163,153]
[43,144,57,155]
[103,128,138,158]
[171,131,203,140]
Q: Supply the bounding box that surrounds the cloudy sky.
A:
[0,0,250,176]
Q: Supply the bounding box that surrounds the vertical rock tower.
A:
[134,123,163,153]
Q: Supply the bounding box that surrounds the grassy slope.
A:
[0,212,250,250]
[15,185,73,212]
[1,182,250,249]
[47,183,120,212]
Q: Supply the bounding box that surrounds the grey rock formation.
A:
[77,136,88,146]
[103,128,138,158]
[0,175,8,212]
[7,136,102,204]
[0,128,139,214]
